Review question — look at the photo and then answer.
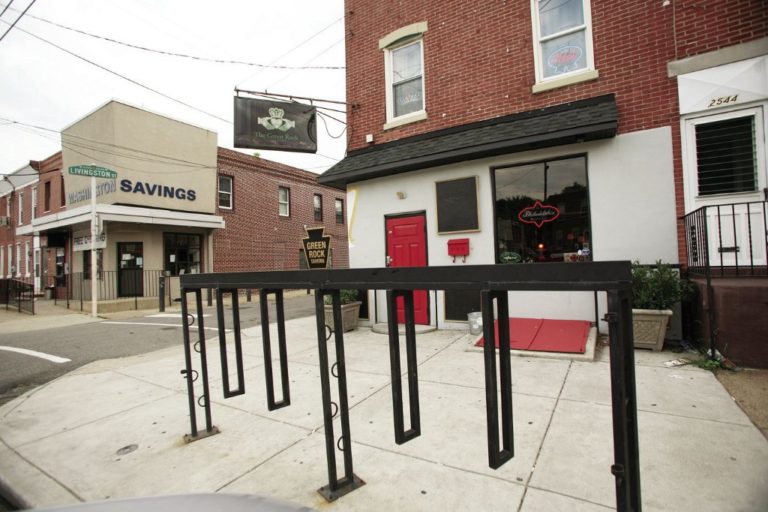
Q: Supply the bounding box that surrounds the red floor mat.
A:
[475,317,590,354]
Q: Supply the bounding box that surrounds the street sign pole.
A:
[68,165,116,318]
[90,176,98,318]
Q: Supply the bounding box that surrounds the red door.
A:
[386,214,429,324]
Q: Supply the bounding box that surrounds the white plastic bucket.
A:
[468,311,483,335]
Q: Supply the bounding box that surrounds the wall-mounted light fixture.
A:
[396,191,407,200]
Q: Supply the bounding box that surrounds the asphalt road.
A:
[0,293,316,407]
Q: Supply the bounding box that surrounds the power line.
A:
[0,0,35,44]
[0,0,15,18]
[318,112,347,139]
[235,16,343,88]
[0,20,231,124]
[265,36,345,90]
[6,6,345,70]
[1,116,212,168]
[2,115,341,174]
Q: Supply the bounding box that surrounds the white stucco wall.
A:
[348,126,678,328]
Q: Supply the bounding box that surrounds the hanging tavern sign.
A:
[517,200,560,228]
[302,227,331,269]
[234,97,317,153]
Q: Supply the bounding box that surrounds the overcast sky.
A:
[0,0,347,176]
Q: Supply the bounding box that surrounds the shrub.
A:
[324,289,360,305]
[631,261,691,310]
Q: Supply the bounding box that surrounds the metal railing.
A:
[0,276,35,314]
[684,200,768,278]
[180,262,641,511]
[683,200,767,359]
[66,270,164,311]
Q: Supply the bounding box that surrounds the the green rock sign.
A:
[302,227,331,269]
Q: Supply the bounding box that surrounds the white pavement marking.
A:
[101,321,230,332]
[146,313,211,318]
[0,345,71,363]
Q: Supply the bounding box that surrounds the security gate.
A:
[179,262,641,511]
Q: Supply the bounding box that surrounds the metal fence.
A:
[684,200,768,278]
[179,262,641,511]
[0,277,35,314]
[66,270,164,311]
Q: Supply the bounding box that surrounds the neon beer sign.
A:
[518,200,560,228]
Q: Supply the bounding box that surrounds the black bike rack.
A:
[179,262,641,511]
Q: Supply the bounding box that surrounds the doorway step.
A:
[371,323,437,335]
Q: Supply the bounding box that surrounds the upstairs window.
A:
[218,175,233,209]
[278,187,290,217]
[18,192,23,225]
[31,187,37,220]
[335,198,344,224]
[314,194,323,221]
[531,0,596,91]
[44,181,51,211]
[60,175,66,207]
[380,22,428,129]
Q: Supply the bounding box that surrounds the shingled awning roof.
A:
[319,94,618,189]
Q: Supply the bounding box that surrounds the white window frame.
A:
[313,193,323,221]
[18,191,23,225]
[6,244,11,277]
[335,198,345,224]
[0,246,4,279]
[31,186,37,220]
[278,187,290,217]
[218,175,233,210]
[530,0,597,93]
[380,22,428,130]
[25,241,31,277]
[682,105,767,211]
[15,243,21,277]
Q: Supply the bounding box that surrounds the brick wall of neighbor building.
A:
[344,0,766,149]
[31,152,65,216]
[213,148,349,273]
[343,0,767,266]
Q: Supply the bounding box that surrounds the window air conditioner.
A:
[0,216,9,226]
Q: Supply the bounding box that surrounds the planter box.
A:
[632,308,673,351]
[324,302,362,333]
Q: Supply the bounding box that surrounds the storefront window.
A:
[82,250,103,280]
[164,233,202,276]
[494,156,591,264]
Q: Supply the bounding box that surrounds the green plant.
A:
[690,358,721,372]
[324,289,360,305]
[631,261,692,310]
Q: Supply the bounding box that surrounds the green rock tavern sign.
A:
[68,165,118,179]
[302,227,331,269]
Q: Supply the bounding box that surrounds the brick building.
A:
[215,147,348,273]
[1,101,347,311]
[319,0,767,363]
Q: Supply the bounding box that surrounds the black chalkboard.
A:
[436,176,479,233]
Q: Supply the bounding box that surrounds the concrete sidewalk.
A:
[1,314,767,511]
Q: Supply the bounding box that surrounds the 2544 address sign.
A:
[708,94,739,108]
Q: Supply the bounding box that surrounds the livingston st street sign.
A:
[68,165,118,179]
[234,97,317,153]
[301,227,331,269]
